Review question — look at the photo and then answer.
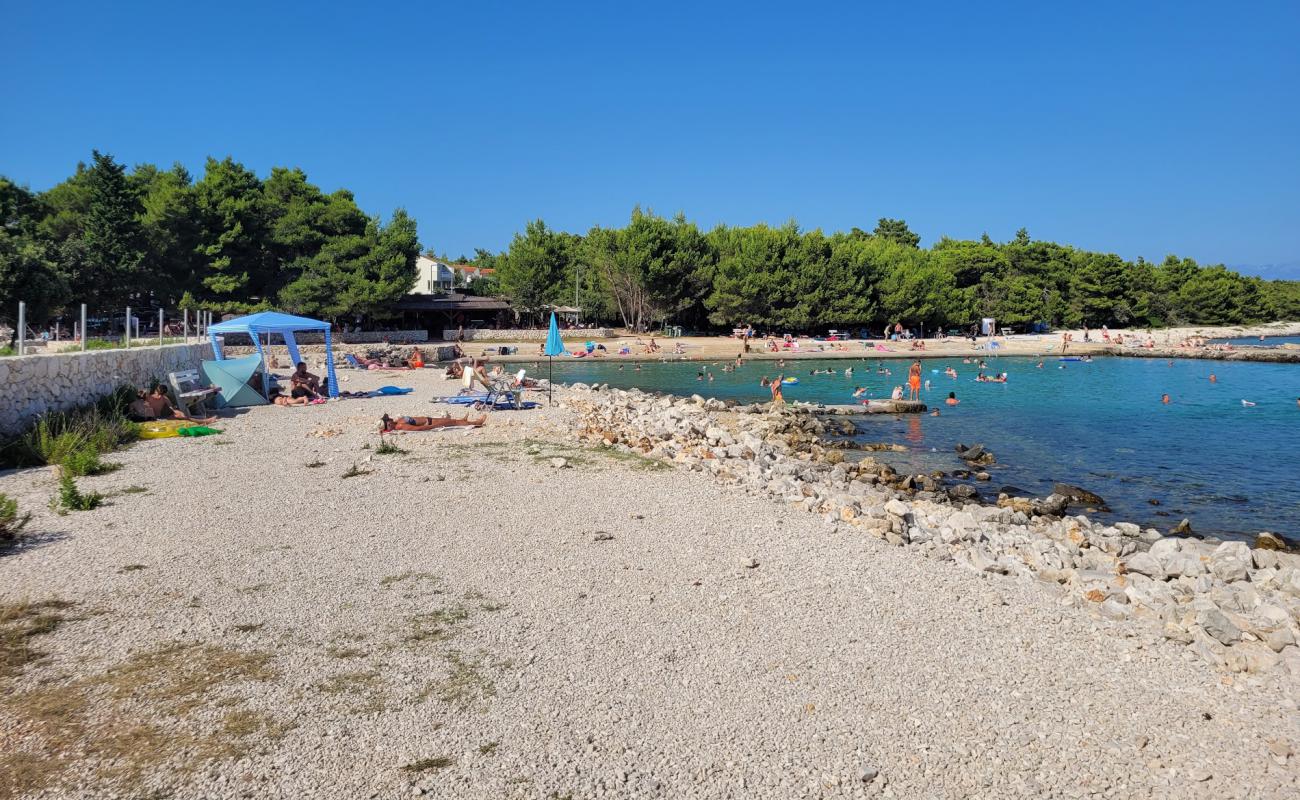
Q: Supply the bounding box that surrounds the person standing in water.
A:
[770,375,785,405]
[907,360,922,401]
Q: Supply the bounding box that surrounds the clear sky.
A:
[4,0,1298,276]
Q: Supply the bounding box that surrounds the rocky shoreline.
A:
[563,384,1300,679]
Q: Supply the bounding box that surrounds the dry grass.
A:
[404,606,469,644]
[0,639,281,798]
[379,571,440,589]
[419,651,495,708]
[0,599,76,678]
[402,755,455,772]
[325,644,367,659]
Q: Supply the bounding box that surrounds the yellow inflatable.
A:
[137,419,191,439]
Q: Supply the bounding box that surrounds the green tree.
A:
[497,220,572,323]
[872,217,921,248]
[76,151,148,308]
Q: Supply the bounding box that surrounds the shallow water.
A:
[534,355,1300,541]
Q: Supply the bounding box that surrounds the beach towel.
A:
[177,425,222,437]
[374,386,413,395]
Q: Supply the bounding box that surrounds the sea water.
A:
[533,355,1300,541]
[1211,335,1300,347]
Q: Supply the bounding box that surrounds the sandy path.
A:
[1,368,1297,799]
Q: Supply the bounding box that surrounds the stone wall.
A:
[443,328,614,341]
[0,343,213,436]
[214,330,427,346]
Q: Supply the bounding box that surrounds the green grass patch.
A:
[0,494,32,545]
[53,475,103,513]
[1,385,139,470]
[375,437,408,456]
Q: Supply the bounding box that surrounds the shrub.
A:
[0,494,31,544]
[1,386,140,469]
[54,475,103,513]
[60,446,119,478]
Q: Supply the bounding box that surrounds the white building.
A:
[410,255,456,295]
[409,256,497,295]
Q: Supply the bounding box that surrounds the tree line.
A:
[5,155,1297,335]
[489,209,1300,332]
[0,151,421,327]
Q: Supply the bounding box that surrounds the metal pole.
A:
[81,304,87,352]
[574,265,579,323]
[183,309,189,342]
[159,308,164,346]
[125,306,131,349]
[17,301,25,356]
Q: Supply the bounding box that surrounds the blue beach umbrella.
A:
[543,312,565,404]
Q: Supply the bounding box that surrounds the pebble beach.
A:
[2,367,1299,799]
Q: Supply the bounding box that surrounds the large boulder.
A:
[1053,483,1106,506]
[1209,541,1252,583]
[1196,607,1242,646]
[1123,552,1165,579]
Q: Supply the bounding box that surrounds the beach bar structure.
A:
[208,311,339,399]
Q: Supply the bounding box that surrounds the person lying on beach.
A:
[379,413,487,432]
[269,386,312,406]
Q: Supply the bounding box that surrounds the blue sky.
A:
[4,1,1298,276]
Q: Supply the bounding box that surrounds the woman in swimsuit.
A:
[770,374,785,405]
[380,413,487,432]
[270,387,311,406]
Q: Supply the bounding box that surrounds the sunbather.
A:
[379,413,487,432]
[269,386,312,406]
[133,386,217,423]
[291,362,322,395]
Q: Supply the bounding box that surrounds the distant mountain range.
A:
[1232,260,1300,281]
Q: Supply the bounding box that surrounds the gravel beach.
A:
[2,367,1298,799]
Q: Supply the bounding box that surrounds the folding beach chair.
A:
[167,369,220,416]
[482,369,525,410]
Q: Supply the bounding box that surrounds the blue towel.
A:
[376,386,413,395]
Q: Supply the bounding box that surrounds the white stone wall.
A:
[444,328,614,341]
[0,343,213,436]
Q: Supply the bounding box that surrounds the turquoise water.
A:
[1211,335,1300,346]
[534,356,1300,541]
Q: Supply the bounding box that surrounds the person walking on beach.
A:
[907,360,922,401]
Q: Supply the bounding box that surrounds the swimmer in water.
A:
[1036,361,1044,369]
[1241,399,1256,407]
[1209,374,1217,383]
[1161,393,1170,404]
[852,386,868,398]
[946,392,959,405]
[930,410,940,417]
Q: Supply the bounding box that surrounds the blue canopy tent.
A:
[208,311,339,399]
